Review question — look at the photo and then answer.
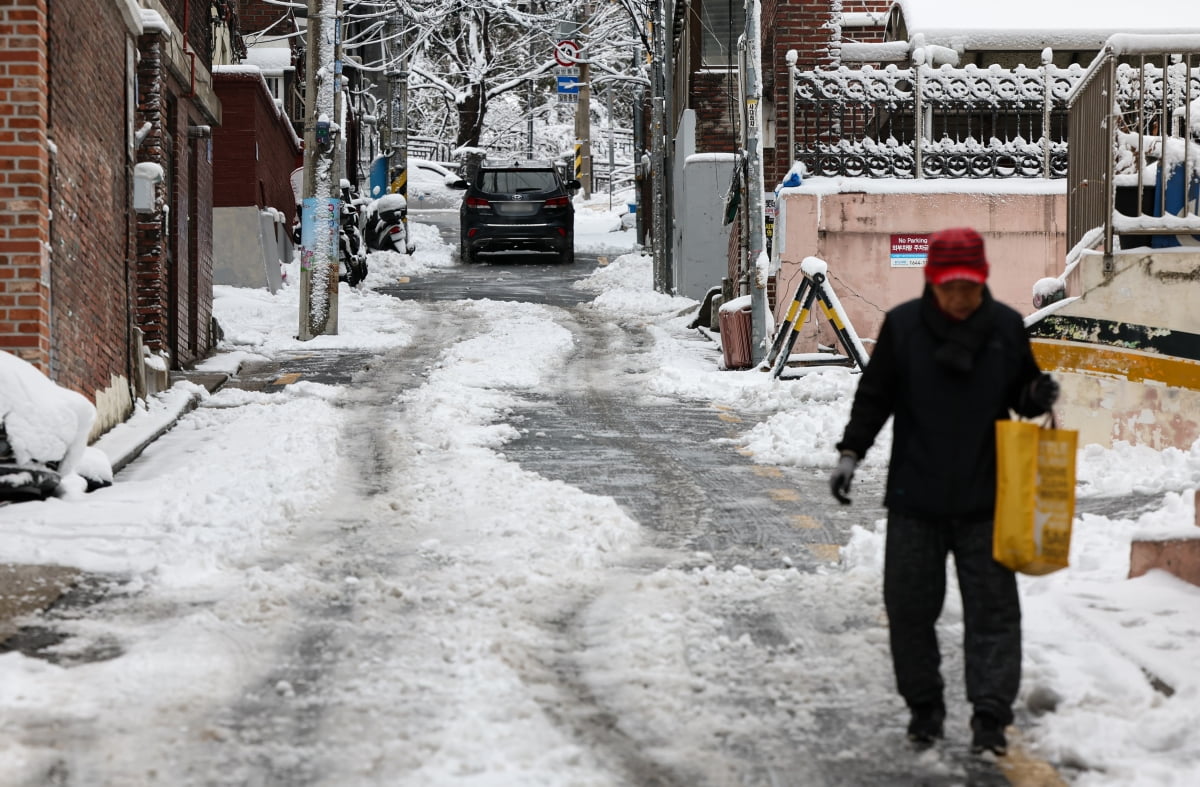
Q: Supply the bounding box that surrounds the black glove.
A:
[830,452,858,505]
[1027,373,1060,411]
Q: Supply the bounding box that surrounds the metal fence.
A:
[1066,38,1200,257]
[408,135,454,162]
[789,61,1086,179]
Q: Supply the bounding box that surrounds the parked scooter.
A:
[338,183,369,287]
[288,183,370,287]
[364,192,417,255]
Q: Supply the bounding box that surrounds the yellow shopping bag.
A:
[993,419,1078,575]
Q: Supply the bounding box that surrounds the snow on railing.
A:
[1066,36,1200,259]
[788,58,1086,179]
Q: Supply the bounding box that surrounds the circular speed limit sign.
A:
[554,40,580,67]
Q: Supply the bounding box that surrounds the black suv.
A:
[455,159,580,264]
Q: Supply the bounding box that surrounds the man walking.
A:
[829,227,1059,755]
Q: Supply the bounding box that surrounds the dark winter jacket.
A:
[836,286,1048,520]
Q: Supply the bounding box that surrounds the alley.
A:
[0,216,1044,786]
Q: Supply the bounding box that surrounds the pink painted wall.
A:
[774,188,1067,351]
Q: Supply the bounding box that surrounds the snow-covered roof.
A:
[892,0,1200,50]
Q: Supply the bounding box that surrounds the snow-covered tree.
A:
[385,0,644,152]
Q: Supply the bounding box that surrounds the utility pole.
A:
[632,14,646,247]
[526,1,535,159]
[385,14,400,179]
[299,0,342,340]
[650,0,673,293]
[743,0,769,364]
[389,20,409,209]
[574,6,592,198]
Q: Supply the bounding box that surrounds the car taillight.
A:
[388,225,402,235]
[465,196,490,209]
[545,196,569,208]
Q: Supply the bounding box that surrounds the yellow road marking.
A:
[790,514,821,530]
[999,730,1068,786]
[751,466,783,478]
[768,488,800,502]
[807,544,841,562]
[396,276,410,284]
[738,448,755,457]
[272,372,302,386]
[718,413,742,423]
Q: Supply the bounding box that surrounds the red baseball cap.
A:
[925,227,989,285]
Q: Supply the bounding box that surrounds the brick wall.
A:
[239,0,298,35]
[136,24,217,372]
[213,72,302,222]
[764,0,891,183]
[682,1,892,181]
[692,70,741,155]
[190,128,214,359]
[0,0,51,368]
[136,32,171,358]
[45,0,136,398]
[157,0,211,71]
[181,98,215,365]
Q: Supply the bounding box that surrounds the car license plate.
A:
[493,202,540,217]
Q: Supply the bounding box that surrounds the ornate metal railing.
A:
[789,59,1086,179]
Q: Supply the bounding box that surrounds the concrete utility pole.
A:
[574,7,592,198]
[299,0,342,340]
[650,0,674,294]
[742,0,770,364]
[385,15,409,205]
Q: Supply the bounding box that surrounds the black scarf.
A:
[920,285,995,374]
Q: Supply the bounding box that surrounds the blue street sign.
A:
[557,75,579,94]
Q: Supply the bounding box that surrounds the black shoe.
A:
[907,703,945,744]
[970,713,1007,755]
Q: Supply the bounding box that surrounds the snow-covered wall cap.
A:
[893,0,1200,50]
[843,12,887,28]
[685,153,738,165]
[140,9,170,35]
[801,256,829,279]
[841,41,910,63]
[245,45,293,72]
[791,176,1065,196]
[214,65,263,76]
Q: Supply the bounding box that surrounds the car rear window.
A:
[479,170,559,194]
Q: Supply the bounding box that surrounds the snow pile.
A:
[0,350,109,496]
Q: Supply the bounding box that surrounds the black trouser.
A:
[883,511,1021,725]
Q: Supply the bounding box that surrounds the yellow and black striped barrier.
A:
[764,271,870,378]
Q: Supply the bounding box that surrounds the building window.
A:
[263,75,284,103]
[700,0,745,67]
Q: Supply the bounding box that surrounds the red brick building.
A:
[0,0,223,435]
[676,0,890,184]
[212,71,302,223]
